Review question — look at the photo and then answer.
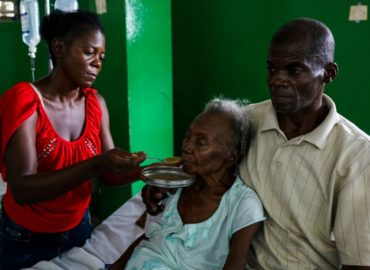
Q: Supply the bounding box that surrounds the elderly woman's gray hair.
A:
[203,97,250,160]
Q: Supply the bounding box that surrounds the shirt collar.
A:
[259,94,340,149]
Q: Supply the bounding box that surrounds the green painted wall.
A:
[97,0,173,218]
[171,0,370,154]
[90,1,132,220]
[125,0,173,195]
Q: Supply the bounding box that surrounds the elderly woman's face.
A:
[181,112,237,177]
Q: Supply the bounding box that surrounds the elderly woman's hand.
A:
[141,185,176,215]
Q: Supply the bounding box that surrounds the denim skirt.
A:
[0,208,92,270]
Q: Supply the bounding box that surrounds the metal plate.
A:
[141,166,196,188]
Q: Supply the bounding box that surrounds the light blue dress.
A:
[125,177,265,270]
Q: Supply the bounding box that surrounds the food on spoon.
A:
[162,156,182,166]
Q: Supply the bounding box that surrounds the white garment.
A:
[126,178,265,270]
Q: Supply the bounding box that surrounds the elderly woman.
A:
[111,98,265,270]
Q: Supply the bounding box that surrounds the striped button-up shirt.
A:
[241,95,370,269]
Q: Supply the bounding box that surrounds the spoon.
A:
[146,157,164,162]
[146,156,182,165]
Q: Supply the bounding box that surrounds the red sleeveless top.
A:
[0,82,102,233]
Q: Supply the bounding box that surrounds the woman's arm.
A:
[223,222,261,270]
[4,94,145,205]
[6,111,105,204]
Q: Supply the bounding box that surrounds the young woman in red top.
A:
[0,10,146,270]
